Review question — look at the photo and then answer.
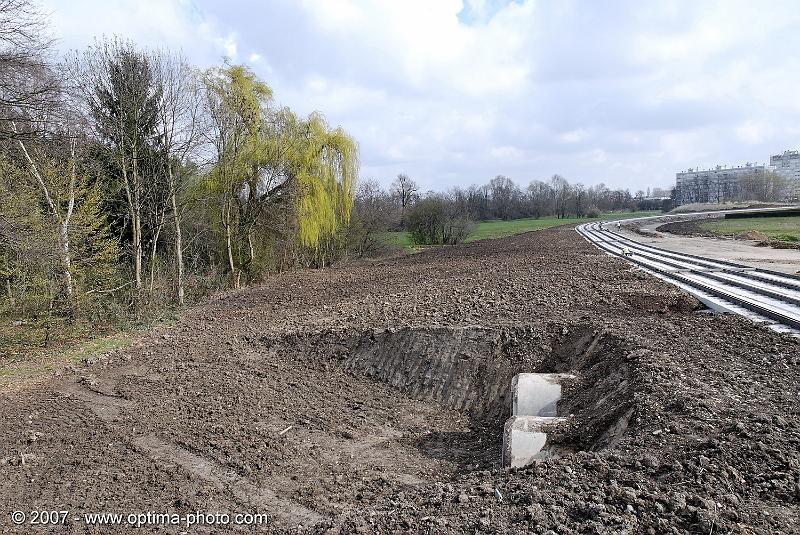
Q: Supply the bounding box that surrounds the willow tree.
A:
[203,65,358,279]
[203,64,271,285]
[291,112,357,262]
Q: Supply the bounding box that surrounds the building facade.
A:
[770,150,800,200]
[675,163,766,206]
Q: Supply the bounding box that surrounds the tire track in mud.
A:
[132,434,325,527]
[58,376,328,530]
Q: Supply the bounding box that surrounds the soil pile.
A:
[737,230,770,242]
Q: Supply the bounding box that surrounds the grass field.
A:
[382,211,659,252]
[698,216,800,243]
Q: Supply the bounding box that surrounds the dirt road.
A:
[1,227,798,534]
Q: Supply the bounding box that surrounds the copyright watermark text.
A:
[9,510,271,528]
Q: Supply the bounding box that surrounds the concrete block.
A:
[502,416,565,468]
[511,373,574,417]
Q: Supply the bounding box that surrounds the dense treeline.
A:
[350,173,655,248]
[1,0,357,325]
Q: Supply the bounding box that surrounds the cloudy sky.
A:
[41,0,800,192]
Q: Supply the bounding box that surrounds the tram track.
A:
[577,221,800,334]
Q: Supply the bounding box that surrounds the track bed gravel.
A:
[1,227,798,534]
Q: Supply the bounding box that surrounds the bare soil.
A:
[658,220,800,251]
[1,226,798,534]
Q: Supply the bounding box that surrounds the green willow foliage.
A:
[204,65,358,256]
[294,113,358,249]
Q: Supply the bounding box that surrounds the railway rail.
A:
[576,221,800,334]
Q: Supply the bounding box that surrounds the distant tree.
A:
[489,175,518,220]
[550,174,571,218]
[390,173,418,228]
[527,180,552,218]
[737,171,788,202]
[465,184,490,220]
[407,194,474,245]
[348,178,394,257]
[573,183,587,217]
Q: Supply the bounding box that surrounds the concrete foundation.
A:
[502,373,574,468]
[511,373,574,417]
[502,416,565,467]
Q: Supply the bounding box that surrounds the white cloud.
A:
[559,129,588,144]
[735,120,767,145]
[39,0,800,192]
[214,32,237,59]
[490,146,524,159]
[42,0,236,65]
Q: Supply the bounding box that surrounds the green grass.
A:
[381,211,659,252]
[0,307,179,392]
[698,216,800,243]
[464,211,658,242]
[0,326,134,391]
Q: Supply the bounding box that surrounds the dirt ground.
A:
[0,226,798,534]
[618,218,800,275]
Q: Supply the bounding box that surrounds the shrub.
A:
[585,206,601,218]
[408,197,474,245]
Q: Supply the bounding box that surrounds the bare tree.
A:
[550,174,571,219]
[573,183,587,217]
[0,0,59,140]
[153,51,203,305]
[390,173,418,228]
[527,180,552,218]
[489,175,519,220]
[348,178,394,257]
[738,171,788,202]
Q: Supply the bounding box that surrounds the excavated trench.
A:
[302,322,640,469]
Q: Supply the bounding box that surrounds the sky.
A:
[40,0,800,193]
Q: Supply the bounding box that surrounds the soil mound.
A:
[737,230,770,241]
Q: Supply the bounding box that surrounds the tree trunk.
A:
[170,186,184,306]
[223,201,237,287]
[225,221,235,273]
[14,128,76,316]
[58,219,74,309]
[148,207,166,295]
[131,151,143,296]
[133,209,142,293]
